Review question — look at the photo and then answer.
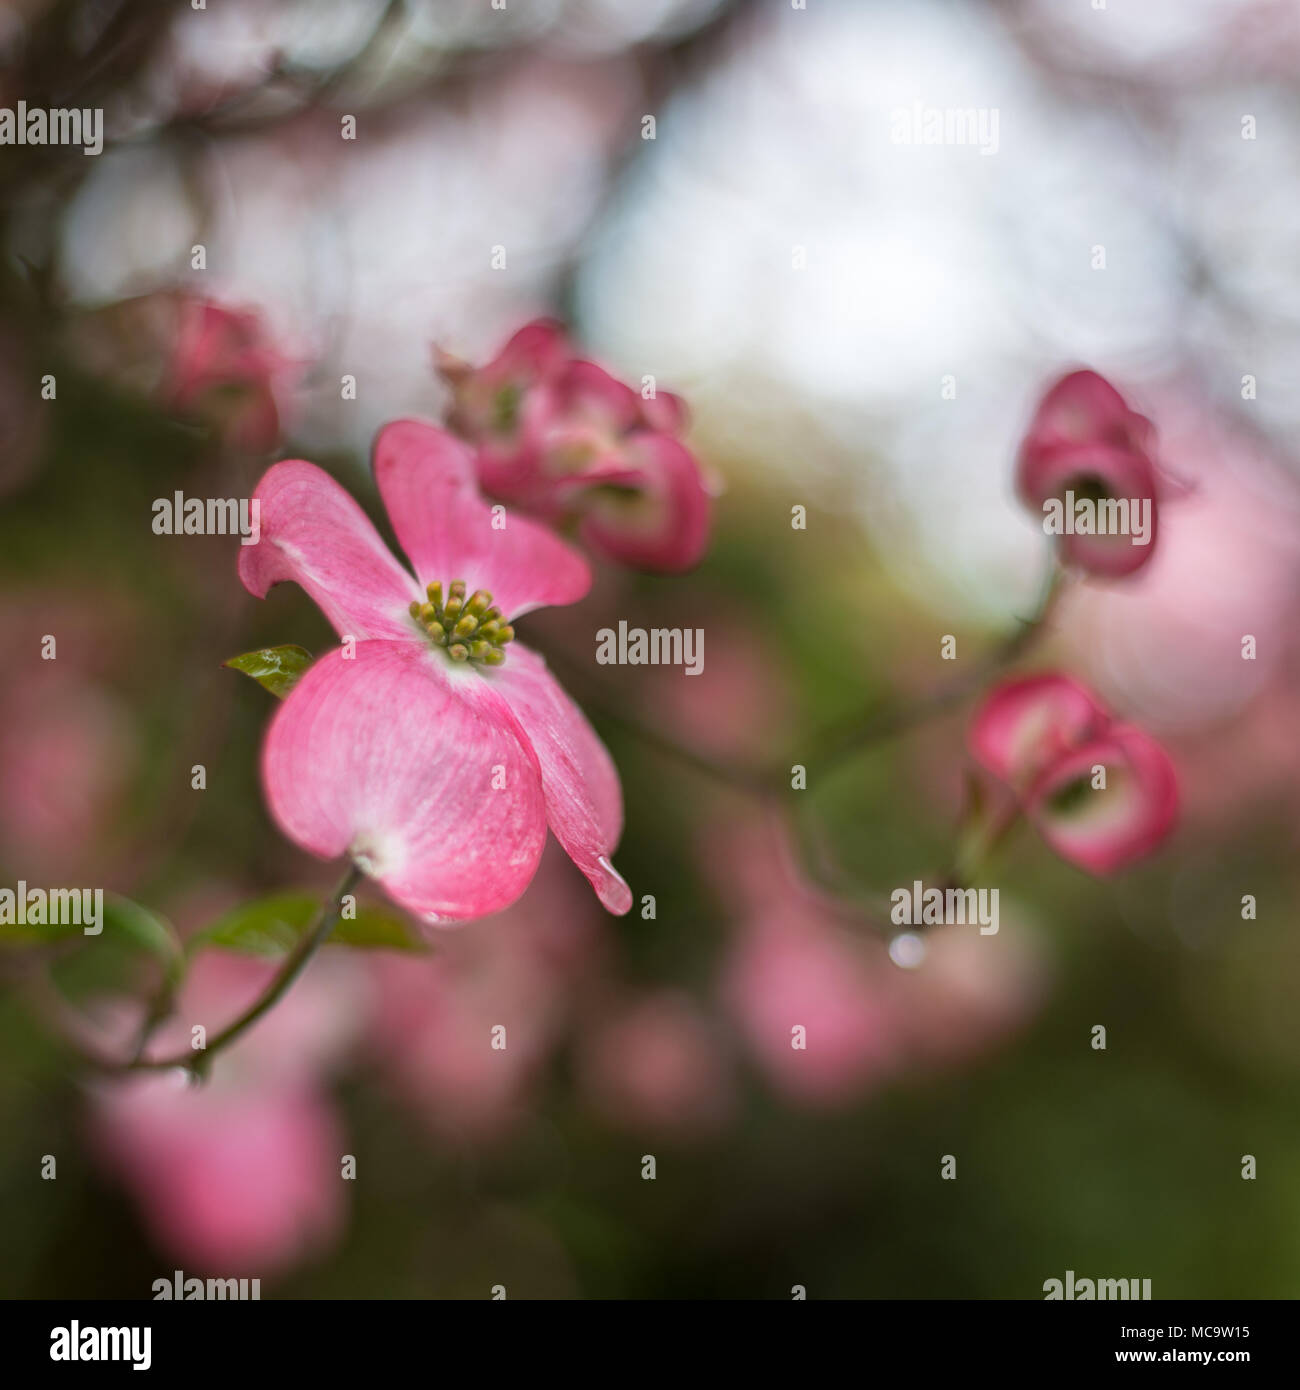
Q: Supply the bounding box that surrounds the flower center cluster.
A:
[409,580,514,666]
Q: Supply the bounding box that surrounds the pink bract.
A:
[165,297,297,455]
[1026,724,1179,875]
[238,419,632,924]
[1017,369,1161,578]
[969,673,1178,875]
[968,673,1110,791]
[437,318,712,573]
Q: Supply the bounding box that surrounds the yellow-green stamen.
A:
[411,579,514,667]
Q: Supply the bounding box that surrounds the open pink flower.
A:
[437,319,711,573]
[238,419,631,924]
[969,672,1178,874]
[1017,369,1161,578]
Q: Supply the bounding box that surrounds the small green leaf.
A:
[224,645,313,699]
[191,891,426,957]
[0,892,181,973]
[101,895,184,964]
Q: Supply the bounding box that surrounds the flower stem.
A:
[126,864,363,1075]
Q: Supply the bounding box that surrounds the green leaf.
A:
[0,890,181,970]
[101,895,184,964]
[191,891,427,957]
[224,645,313,699]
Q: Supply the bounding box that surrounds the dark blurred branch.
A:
[806,560,1066,779]
[56,864,362,1078]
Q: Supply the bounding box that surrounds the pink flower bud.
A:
[968,673,1110,791]
[1025,724,1179,875]
[1018,369,1160,577]
[969,672,1179,874]
[436,320,713,572]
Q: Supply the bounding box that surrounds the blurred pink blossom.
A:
[970,673,1179,875]
[713,816,1045,1104]
[715,821,897,1107]
[577,991,733,1137]
[89,948,362,1276]
[367,846,603,1140]
[70,291,302,454]
[887,921,1047,1067]
[1017,369,1161,578]
[1059,391,1300,733]
[438,318,712,573]
[162,296,300,454]
[0,597,137,881]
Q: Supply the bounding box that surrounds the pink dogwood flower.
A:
[437,319,711,573]
[238,419,632,924]
[969,673,1178,874]
[1018,369,1161,578]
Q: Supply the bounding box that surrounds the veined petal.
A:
[239,460,419,641]
[373,418,591,618]
[486,643,631,915]
[263,640,547,923]
[969,673,1111,791]
[578,432,713,573]
[1026,725,1178,875]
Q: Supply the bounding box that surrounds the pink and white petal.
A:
[373,418,591,618]
[553,359,642,434]
[577,432,713,573]
[485,642,631,915]
[1026,726,1179,875]
[968,673,1111,790]
[490,317,571,380]
[239,459,419,641]
[1021,369,1142,460]
[263,640,548,923]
